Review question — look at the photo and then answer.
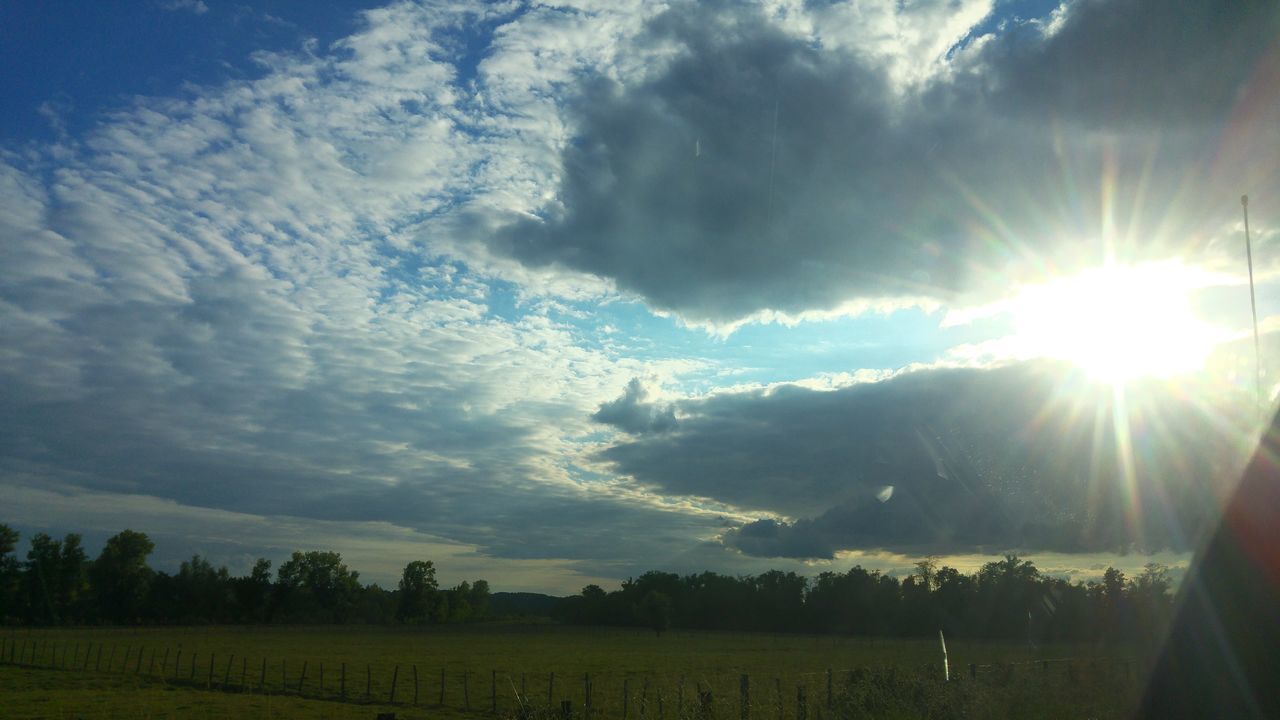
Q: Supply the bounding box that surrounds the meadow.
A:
[0,624,1138,719]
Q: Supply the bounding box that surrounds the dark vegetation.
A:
[555,558,1173,644]
[0,524,1172,647]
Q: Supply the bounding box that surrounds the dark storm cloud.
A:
[599,362,1251,558]
[592,378,677,434]
[490,0,1280,322]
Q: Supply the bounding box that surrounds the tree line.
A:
[553,556,1175,644]
[2,524,1174,643]
[0,525,488,626]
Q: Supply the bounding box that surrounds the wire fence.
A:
[0,634,1135,719]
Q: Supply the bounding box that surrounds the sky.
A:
[2,0,1279,594]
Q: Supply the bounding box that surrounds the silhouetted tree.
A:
[0,525,23,622]
[638,589,672,636]
[396,560,439,624]
[274,550,360,624]
[90,530,154,624]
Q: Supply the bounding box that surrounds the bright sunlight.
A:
[1010,262,1230,383]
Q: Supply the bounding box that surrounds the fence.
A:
[0,634,1134,718]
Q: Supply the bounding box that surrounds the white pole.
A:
[1243,195,1262,413]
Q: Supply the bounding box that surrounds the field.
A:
[0,625,1139,719]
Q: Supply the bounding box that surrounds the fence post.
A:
[585,673,591,719]
[492,669,497,713]
[677,676,684,717]
[562,700,573,719]
[173,649,181,678]
[123,646,130,673]
[319,663,324,696]
[341,662,346,701]
[390,665,399,704]
[299,660,308,694]
[260,657,267,693]
[161,647,169,675]
[440,667,445,705]
[624,678,630,719]
[366,664,372,701]
[775,678,782,720]
[522,672,527,701]
[190,653,198,682]
[796,686,806,720]
[241,657,247,691]
[208,653,215,688]
[413,664,419,705]
[741,674,750,720]
[969,663,976,680]
[224,654,234,688]
[108,644,116,672]
[642,677,650,719]
[464,670,471,709]
[137,646,145,674]
[826,669,832,710]
[548,671,555,708]
[96,644,103,671]
[282,659,287,693]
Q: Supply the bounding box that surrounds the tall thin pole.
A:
[1243,195,1261,412]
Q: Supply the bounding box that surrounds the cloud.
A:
[598,360,1255,558]
[592,377,677,434]
[159,0,209,15]
[479,0,1280,323]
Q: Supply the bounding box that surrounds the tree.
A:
[90,530,155,624]
[0,525,21,622]
[234,558,273,623]
[638,589,673,636]
[24,533,89,624]
[468,579,491,620]
[274,551,360,623]
[396,560,438,624]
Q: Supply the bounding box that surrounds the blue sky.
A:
[2,0,1278,593]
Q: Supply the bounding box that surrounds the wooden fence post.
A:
[796,686,806,720]
[366,664,372,701]
[319,663,324,696]
[585,673,591,719]
[341,662,347,701]
[548,671,555,707]
[260,657,267,693]
[190,653,197,681]
[624,678,630,719]
[298,660,308,694]
[173,649,180,678]
[224,654,234,688]
[775,678,782,720]
[439,667,445,705]
[208,652,215,688]
[107,644,116,672]
[741,674,750,720]
[522,672,527,700]
[678,676,685,717]
[161,647,169,675]
[123,646,130,673]
[241,657,247,691]
[642,677,650,719]
[282,659,287,692]
[136,646,144,673]
[492,669,497,713]
[96,644,103,671]
[390,665,399,704]
[826,669,832,710]
[413,664,419,705]
[464,670,471,709]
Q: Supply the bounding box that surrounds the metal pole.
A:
[1244,195,1262,413]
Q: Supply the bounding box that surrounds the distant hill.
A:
[489,592,563,618]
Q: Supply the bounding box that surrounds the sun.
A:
[1008,262,1228,383]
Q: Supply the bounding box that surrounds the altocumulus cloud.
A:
[2,0,1278,588]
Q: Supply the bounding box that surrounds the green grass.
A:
[0,625,1138,719]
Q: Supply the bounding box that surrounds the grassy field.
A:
[0,625,1139,719]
